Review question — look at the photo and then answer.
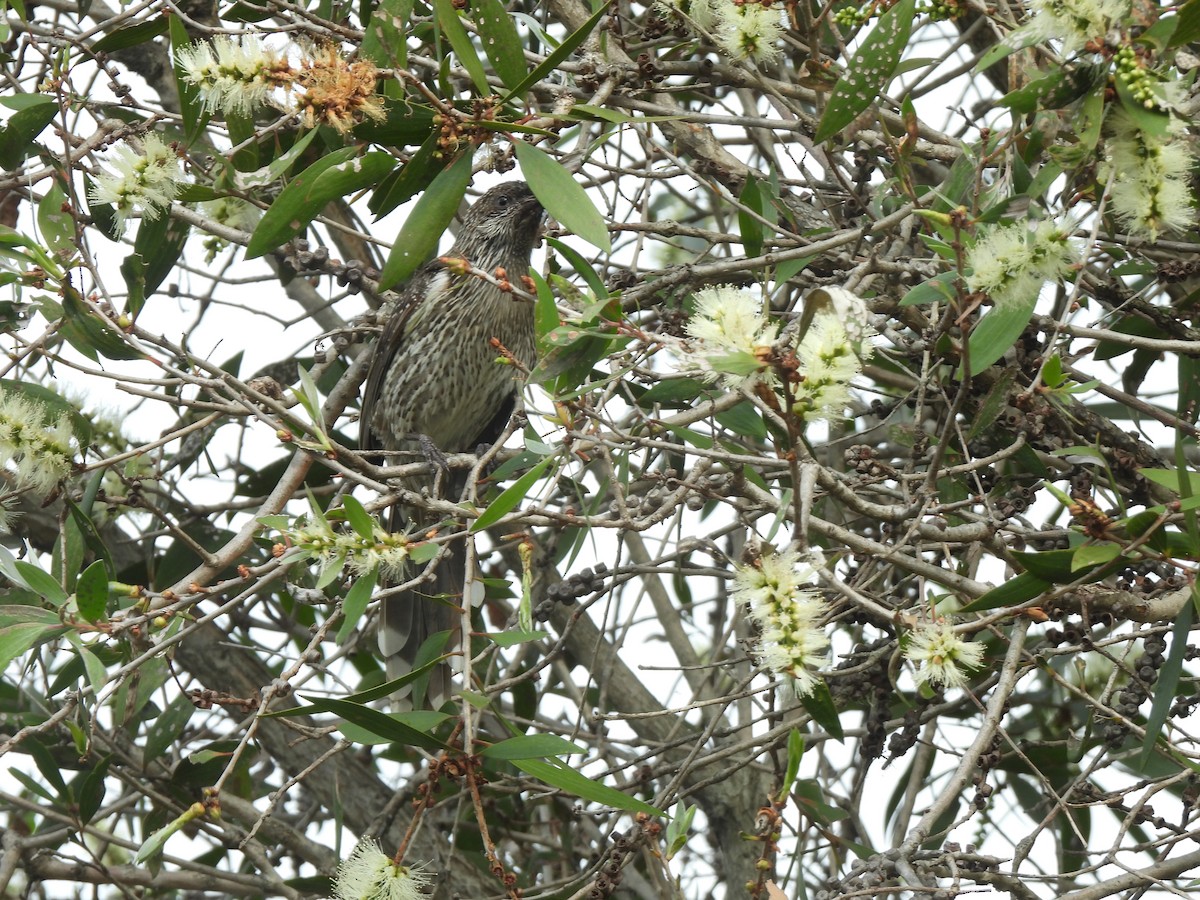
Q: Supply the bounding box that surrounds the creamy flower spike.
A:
[88,133,183,231]
[678,285,780,389]
[658,0,784,63]
[1016,0,1127,55]
[733,549,829,696]
[1105,111,1196,240]
[175,34,290,116]
[328,838,432,900]
[904,622,985,690]
[792,311,866,420]
[714,1,785,63]
[966,220,1078,309]
[0,388,75,533]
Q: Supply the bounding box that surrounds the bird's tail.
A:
[378,503,463,709]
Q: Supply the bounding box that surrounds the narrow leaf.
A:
[1137,597,1193,769]
[515,757,665,816]
[967,290,1038,376]
[247,149,395,258]
[502,1,612,101]
[433,0,489,93]
[814,0,916,143]
[512,142,611,252]
[471,454,555,532]
[481,734,586,760]
[75,559,109,623]
[378,152,473,289]
[335,567,377,644]
[474,0,528,91]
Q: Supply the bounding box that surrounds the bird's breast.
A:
[371,278,536,453]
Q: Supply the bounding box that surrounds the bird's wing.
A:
[359,259,445,453]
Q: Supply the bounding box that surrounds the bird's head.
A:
[452,181,545,269]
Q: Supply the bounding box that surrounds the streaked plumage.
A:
[361,181,543,707]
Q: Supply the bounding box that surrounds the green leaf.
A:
[122,213,190,318]
[378,151,473,289]
[1071,543,1119,571]
[1169,0,1200,47]
[361,0,412,67]
[1137,596,1192,769]
[335,567,377,644]
[512,142,611,252]
[999,63,1106,114]
[958,572,1051,613]
[91,16,167,52]
[800,680,844,740]
[0,620,66,671]
[814,0,916,144]
[247,150,395,258]
[75,754,110,825]
[144,693,196,762]
[317,697,449,750]
[715,401,766,440]
[0,94,57,169]
[636,377,706,407]
[514,757,665,816]
[433,0,489,93]
[341,495,376,540]
[37,177,75,256]
[474,0,528,91]
[481,734,586,760]
[665,803,696,859]
[900,270,958,306]
[136,803,206,864]
[472,454,556,532]
[774,253,815,287]
[501,0,611,101]
[483,629,548,647]
[1141,467,1200,495]
[739,175,764,258]
[170,17,208,145]
[367,130,441,218]
[75,559,109,623]
[58,286,145,361]
[545,236,608,299]
[777,729,805,802]
[967,290,1038,376]
[15,560,68,604]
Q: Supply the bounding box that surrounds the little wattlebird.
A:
[360,181,545,707]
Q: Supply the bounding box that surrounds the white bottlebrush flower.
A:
[0,389,74,493]
[905,621,985,690]
[0,388,75,532]
[657,0,719,33]
[1104,112,1196,240]
[175,34,290,117]
[89,133,183,230]
[733,548,829,696]
[288,513,409,580]
[791,311,866,420]
[1017,0,1127,55]
[805,286,876,349]
[966,220,1078,309]
[329,837,433,900]
[713,0,785,63]
[677,285,780,389]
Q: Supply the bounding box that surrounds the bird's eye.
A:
[496,196,510,209]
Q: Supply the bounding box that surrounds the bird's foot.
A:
[418,433,451,475]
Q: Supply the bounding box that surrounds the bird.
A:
[360,181,545,707]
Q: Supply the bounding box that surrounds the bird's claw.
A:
[418,434,451,475]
